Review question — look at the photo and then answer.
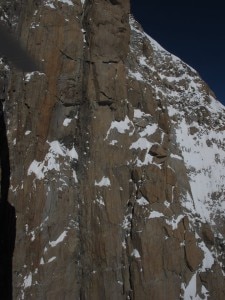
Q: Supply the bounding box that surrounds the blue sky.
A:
[131,1,225,106]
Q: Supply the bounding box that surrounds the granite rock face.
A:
[1,0,225,299]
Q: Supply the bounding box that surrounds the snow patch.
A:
[164,201,170,208]
[149,211,164,219]
[25,71,45,82]
[139,124,158,137]
[171,153,183,160]
[128,69,145,82]
[122,213,132,230]
[95,176,111,187]
[109,140,118,145]
[134,109,145,119]
[40,257,44,265]
[44,1,55,9]
[136,196,149,206]
[198,240,214,271]
[166,215,184,230]
[134,154,154,167]
[27,140,78,181]
[25,130,31,136]
[59,0,74,5]
[47,256,56,263]
[63,118,72,127]
[131,249,141,259]
[49,231,67,247]
[181,273,197,299]
[31,22,40,29]
[95,196,105,206]
[73,170,78,183]
[176,118,225,224]
[130,137,153,151]
[181,272,209,300]
[23,273,32,289]
[81,28,87,43]
[105,116,134,139]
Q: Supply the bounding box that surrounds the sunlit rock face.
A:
[1,0,225,299]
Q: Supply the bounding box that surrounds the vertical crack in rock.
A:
[2,0,225,298]
[0,100,16,300]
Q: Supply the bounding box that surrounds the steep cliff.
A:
[1,0,225,299]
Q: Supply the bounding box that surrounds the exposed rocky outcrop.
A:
[0,0,225,299]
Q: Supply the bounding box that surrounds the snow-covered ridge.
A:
[128,15,225,227]
[127,15,225,296]
[129,15,198,78]
[129,15,225,113]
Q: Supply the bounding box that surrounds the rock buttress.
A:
[2,0,225,299]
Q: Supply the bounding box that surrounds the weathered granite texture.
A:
[0,0,225,299]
